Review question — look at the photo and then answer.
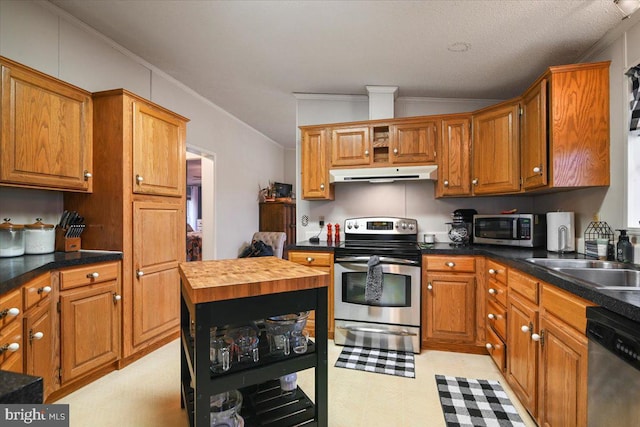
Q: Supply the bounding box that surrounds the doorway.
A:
[186,150,215,260]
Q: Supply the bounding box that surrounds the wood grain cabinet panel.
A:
[331,126,371,167]
[0,56,92,192]
[521,78,548,190]
[437,115,471,197]
[390,120,437,164]
[0,315,23,373]
[24,301,54,399]
[259,202,296,248]
[300,127,333,200]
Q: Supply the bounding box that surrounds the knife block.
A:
[55,227,81,252]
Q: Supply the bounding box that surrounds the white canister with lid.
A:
[24,218,55,254]
[0,218,25,257]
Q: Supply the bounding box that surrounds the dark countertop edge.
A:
[0,250,123,295]
[0,370,43,404]
[288,241,640,323]
[287,240,339,251]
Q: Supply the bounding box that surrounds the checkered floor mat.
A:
[435,375,526,427]
[334,346,415,378]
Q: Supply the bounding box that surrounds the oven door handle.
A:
[336,325,418,336]
[334,256,420,266]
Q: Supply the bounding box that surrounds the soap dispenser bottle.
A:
[616,229,634,263]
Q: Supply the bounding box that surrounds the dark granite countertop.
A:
[0,370,43,404]
[288,240,640,323]
[0,250,123,295]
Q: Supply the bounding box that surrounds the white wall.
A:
[0,0,286,259]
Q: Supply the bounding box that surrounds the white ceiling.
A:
[50,0,630,149]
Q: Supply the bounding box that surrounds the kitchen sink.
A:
[524,258,640,290]
[525,258,629,269]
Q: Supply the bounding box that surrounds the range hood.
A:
[329,165,438,183]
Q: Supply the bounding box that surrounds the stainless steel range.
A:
[333,217,421,353]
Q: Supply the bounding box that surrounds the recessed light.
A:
[447,42,471,52]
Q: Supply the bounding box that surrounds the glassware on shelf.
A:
[291,330,309,354]
[264,312,310,356]
[226,326,260,363]
[210,389,243,427]
[210,335,233,373]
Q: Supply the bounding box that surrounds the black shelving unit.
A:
[180,283,328,427]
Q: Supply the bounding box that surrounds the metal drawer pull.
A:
[30,331,44,341]
[38,286,52,294]
[306,257,314,263]
[0,342,20,353]
[488,288,497,295]
[0,307,20,318]
[446,261,456,267]
[485,343,493,350]
[487,313,496,320]
[87,272,99,279]
[488,268,497,275]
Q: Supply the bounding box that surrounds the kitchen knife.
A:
[59,210,70,228]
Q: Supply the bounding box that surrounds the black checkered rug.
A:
[334,346,415,378]
[435,375,526,427]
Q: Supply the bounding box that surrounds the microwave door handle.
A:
[513,218,519,239]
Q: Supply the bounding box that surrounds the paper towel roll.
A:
[547,212,575,252]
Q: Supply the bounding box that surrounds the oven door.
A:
[333,257,421,327]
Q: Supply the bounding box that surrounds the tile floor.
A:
[58,339,537,427]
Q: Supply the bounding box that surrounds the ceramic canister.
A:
[546,212,575,252]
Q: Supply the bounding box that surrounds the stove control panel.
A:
[344,217,417,235]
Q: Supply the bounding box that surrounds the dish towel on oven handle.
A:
[365,255,383,303]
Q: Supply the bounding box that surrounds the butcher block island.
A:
[179,257,329,427]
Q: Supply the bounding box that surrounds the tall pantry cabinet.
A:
[65,89,188,364]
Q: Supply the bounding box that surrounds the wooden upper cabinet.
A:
[437,115,471,197]
[521,78,548,190]
[390,120,437,164]
[132,101,186,197]
[300,127,334,200]
[547,62,610,189]
[472,100,520,194]
[0,56,92,192]
[330,126,371,167]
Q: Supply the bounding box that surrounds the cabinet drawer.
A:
[59,262,119,290]
[487,298,507,341]
[23,273,52,311]
[288,251,332,267]
[486,259,507,285]
[486,326,506,372]
[1,288,22,329]
[542,284,595,333]
[487,278,507,307]
[509,269,539,304]
[0,316,23,371]
[426,255,475,272]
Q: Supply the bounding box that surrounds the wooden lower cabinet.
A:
[287,250,334,339]
[24,301,55,399]
[0,316,23,373]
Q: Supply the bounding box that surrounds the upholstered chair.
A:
[252,232,287,258]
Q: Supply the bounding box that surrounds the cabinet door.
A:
[506,291,538,418]
[330,127,371,167]
[423,273,476,343]
[132,101,186,197]
[437,116,471,197]
[132,201,183,347]
[0,316,23,373]
[538,313,588,427]
[0,60,92,191]
[521,79,548,190]
[60,280,120,383]
[472,102,520,194]
[301,128,333,200]
[390,121,437,164]
[24,301,55,399]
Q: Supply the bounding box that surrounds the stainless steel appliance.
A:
[333,217,421,353]
[586,307,640,426]
[546,211,575,252]
[473,213,546,247]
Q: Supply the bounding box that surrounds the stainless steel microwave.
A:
[473,214,546,247]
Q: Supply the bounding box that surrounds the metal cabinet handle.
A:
[427,283,433,290]
[488,288,497,295]
[30,331,44,341]
[0,343,20,353]
[488,268,497,275]
[1,307,20,318]
[393,148,398,154]
[533,166,542,174]
[445,261,455,268]
[364,150,369,156]
[136,270,144,278]
[443,180,449,187]
[38,286,52,294]
[113,294,122,303]
[487,313,496,320]
[306,257,314,263]
[472,178,479,185]
[136,174,144,184]
[320,183,325,190]
[84,171,92,180]
[485,343,493,350]
[86,272,99,279]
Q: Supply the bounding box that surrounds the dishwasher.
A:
[586,306,640,426]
